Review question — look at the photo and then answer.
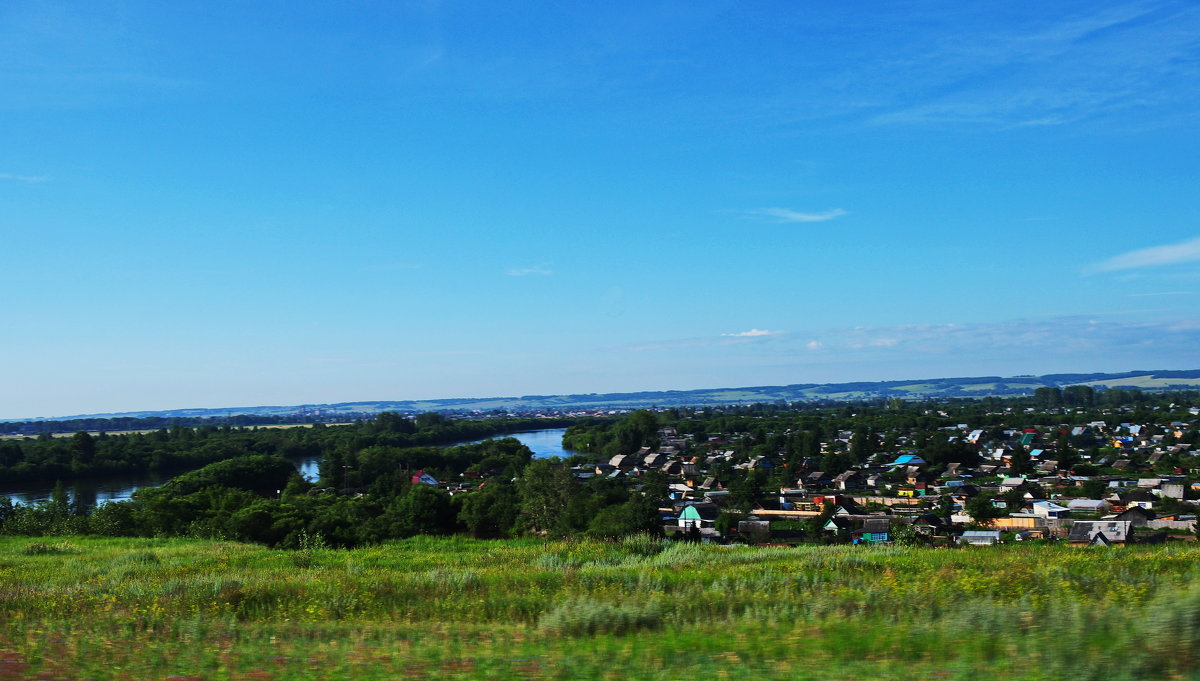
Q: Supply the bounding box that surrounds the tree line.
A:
[0,413,573,484]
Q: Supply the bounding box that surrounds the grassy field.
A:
[1080,376,1200,389]
[3,536,1200,680]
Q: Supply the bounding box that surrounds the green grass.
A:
[3,536,1200,680]
[1079,375,1200,389]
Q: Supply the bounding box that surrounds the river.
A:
[0,427,575,506]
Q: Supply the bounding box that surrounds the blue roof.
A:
[891,454,925,465]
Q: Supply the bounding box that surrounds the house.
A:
[1067,499,1111,514]
[853,517,892,544]
[889,454,927,467]
[957,530,1002,546]
[803,471,832,488]
[1036,460,1059,473]
[667,483,693,500]
[777,489,806,507]
[737,520,771,542]
[992,514,1046,530]
[1118,488,1157,510]
[1111,506,1155,527]
[747,456,775,470]
[677,502,720,530]
[833,470,862,490]
[1160,483,1186,500]
[1068,520,1131,546]
[1031,500,1070,519]
[411,471,439,486]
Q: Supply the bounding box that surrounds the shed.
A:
[957,531,1002,546]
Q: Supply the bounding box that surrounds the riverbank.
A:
[0,427,576,506]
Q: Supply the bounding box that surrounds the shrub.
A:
[22,541,80,555]
[618,533,665,557]
[538,597,662,636]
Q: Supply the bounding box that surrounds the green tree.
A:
[965,495,1001,525]
[517,459,576,534]
[394,485,454,536]
[586,494,662,539]
[1034,387,1062,410]
[70,431,96,466]
[1063,385,1095,407]
[730,470,767,512]
[458,483,519,538]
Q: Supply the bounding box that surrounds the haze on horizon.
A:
[2,1,1198,420]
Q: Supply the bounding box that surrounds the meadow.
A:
[2,536,1200,680]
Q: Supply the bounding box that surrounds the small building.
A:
[1031,500,1070,519]
[1067,499,1111,515]
[991,514,1046,530]
[889,454,927,467]
[853,517,892,544]
[411,471,439,486]
[1068,520,1131,546]
[677,502,720,529]
[957,530,1002,546]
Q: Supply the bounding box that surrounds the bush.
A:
[538,597,663,636]
[619,533,665,557]
[22,541,81,555]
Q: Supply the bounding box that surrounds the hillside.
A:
[3,536,1199,680]
[11,369,1200,422]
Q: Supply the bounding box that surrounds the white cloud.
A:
[613,316,1200,372]
[506,265,553,277]
[0,173,50,182]
[721,328,782,338]
[750,208,848,223]
[1090,237,1200,273]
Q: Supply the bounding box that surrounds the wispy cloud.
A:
[721,328,782,338]
[1089,237,1200,273]
[746,208,848,223]
[796,316,1200,360]
[860,3,1200,130]
[506,265,553,277]
[0,173,50,182]
[619,328,785,352]
[621,316,1200,367]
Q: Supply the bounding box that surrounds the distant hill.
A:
[10,369,1200,423]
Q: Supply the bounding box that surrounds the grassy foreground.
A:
[2,536,1200,680]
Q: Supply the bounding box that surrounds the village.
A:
[554,403,1200,547]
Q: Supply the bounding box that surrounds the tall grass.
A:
[2,536,1198,679]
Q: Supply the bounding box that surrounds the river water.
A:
[0,427,574,506]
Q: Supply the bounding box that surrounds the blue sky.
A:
[2,0,1198,418]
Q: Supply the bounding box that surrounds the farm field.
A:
[0,423,359,441]
[2,536,1199,680]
